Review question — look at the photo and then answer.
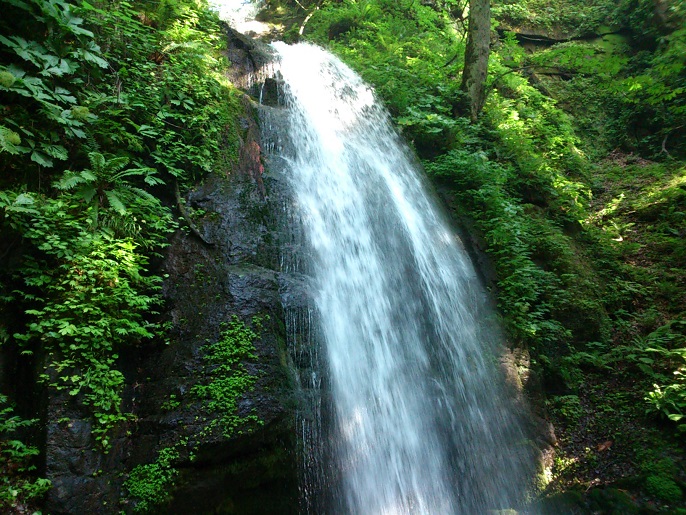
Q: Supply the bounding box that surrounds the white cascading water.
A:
[269,42,537,514]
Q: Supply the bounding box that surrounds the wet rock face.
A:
[41,31,301,515]
[43,149,300,515]
[122,165,298,514]
[43,394,124,514]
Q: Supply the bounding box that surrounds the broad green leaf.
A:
[3,0,32,12]
[30,150,53,167]
[78,184,96,203]
[144,174,165,186]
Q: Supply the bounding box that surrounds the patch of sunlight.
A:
[584,191,635,241]
[636,166,686,208]
[665,168,686,189]
[553,454,578,476]
[570,144,586,159]
[542,462,554,486]
[586,193,625,225]
[552,173,591,210]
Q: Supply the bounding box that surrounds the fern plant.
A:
[0,394,51,509]
[54,151,164,229]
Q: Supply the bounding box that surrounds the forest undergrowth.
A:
[0,0,245,509]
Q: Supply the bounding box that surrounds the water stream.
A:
[263,41,537,514]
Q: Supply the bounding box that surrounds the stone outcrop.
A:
[37,30,303,515]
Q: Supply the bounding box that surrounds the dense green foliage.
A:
[502,0,686,159]
[0,395,51,511]
[124,445,181,513]
[0,0,244,505]
[493,0,618,35]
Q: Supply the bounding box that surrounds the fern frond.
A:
[127,187,156,203]
[105,156,130,175]
[104,190,126,215]
[83,131,100,154]
[78,184,97,204]
[88,152,106,173]
[80,170,97,182]
[54,170,83,190]
[143,173,165,186]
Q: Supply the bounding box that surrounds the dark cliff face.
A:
[37,31,302,515]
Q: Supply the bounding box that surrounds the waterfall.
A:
[265,42,537,514]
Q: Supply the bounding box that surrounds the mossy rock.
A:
[539,487,641,514]
[645,474,683,502]
[537,490,584,514]
[586,487,640,514]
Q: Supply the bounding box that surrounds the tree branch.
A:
[661,125,683,157]
[299,0,325,36]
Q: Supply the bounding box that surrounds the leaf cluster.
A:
[0,394,51,510]
[0,0,245,457]
[124,445,180,513]
[0,0,107,171]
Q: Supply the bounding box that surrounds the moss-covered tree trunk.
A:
[460,0,491,122]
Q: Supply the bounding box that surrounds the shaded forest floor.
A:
[541,155,686,512]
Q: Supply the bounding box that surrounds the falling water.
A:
[267,42,537,514]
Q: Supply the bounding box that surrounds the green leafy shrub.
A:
[0,394,51,510]
[125,446,179,513]
[1,0,243,453]
[0,0,108,175]
[10,201,166,447]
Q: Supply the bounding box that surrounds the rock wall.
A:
[38,30,302,515]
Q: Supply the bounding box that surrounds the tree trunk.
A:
[460,0,491,122]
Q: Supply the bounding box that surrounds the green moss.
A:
[69,106,90,121]
[538,490,584,514]
[124,446,180,513]
[192,316,267,437]
[0,71,16,89]
[586,487,640,514]
[636,456,683,503]
[645,475,683,502]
